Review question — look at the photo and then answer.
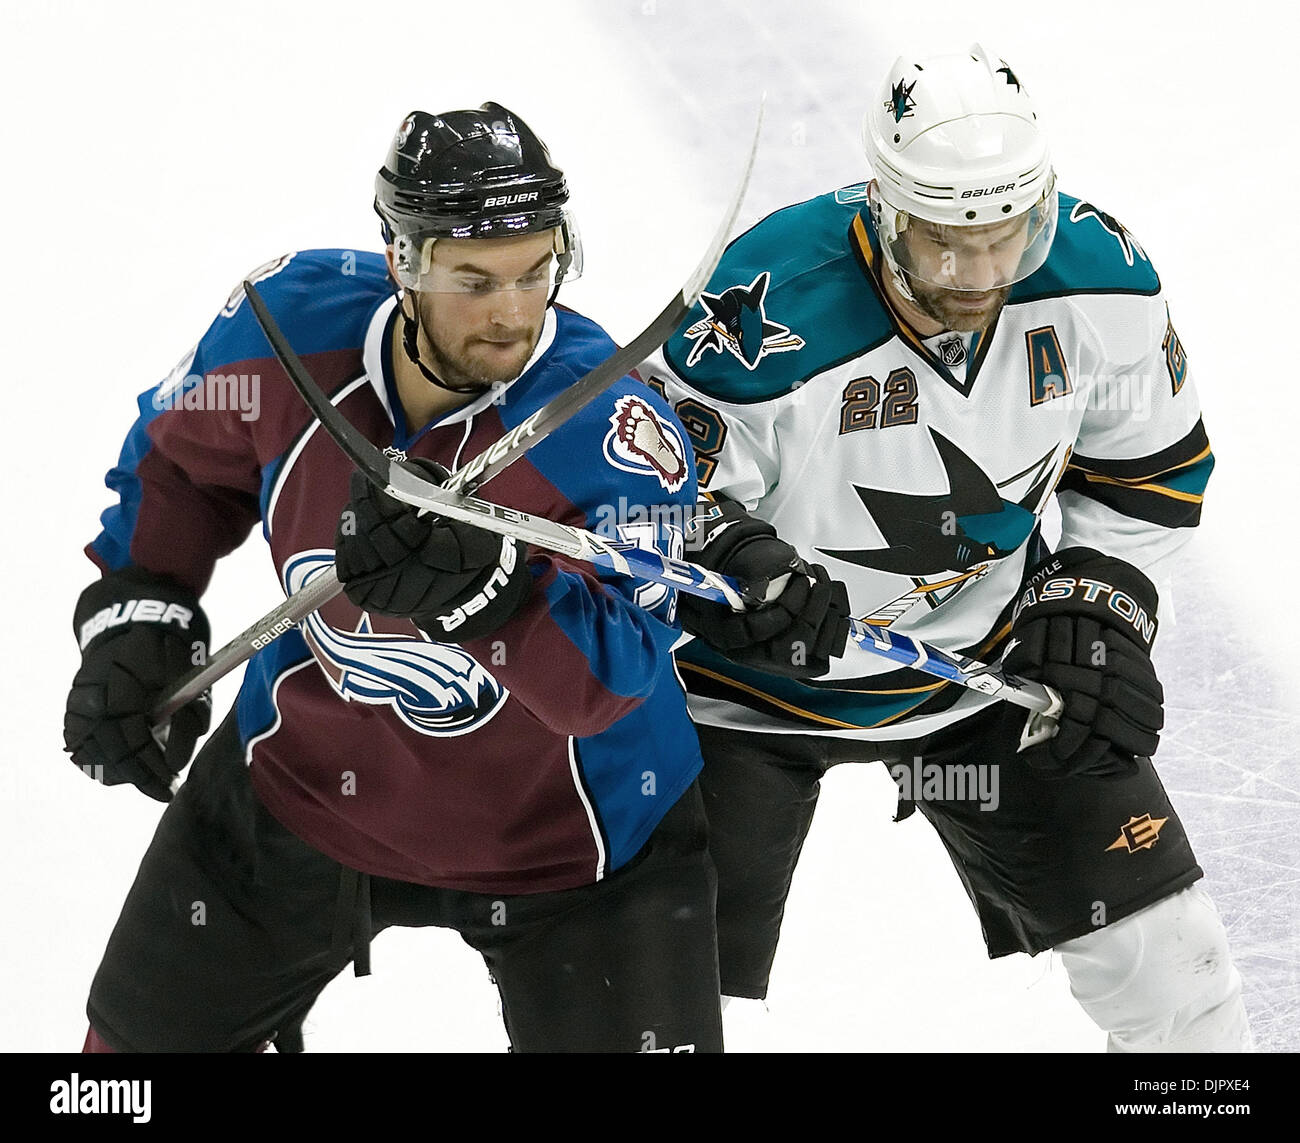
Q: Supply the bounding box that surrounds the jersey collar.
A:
[361,299,558,443]
[849,210,1001,399]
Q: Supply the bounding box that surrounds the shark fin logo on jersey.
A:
[1068,202,1148,267]
[287,552,507,737]
[888,78,917,122]
[604,395,689,493]
[818,431,1055,624]
[818,429,1045,576]
[684,272,806,371]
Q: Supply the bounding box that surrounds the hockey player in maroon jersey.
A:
[65,104,722,1053]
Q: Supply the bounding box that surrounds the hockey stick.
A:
[239,278,1064,727]
[151,103,764,726]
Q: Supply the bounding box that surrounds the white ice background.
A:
[1,0,1296,1053]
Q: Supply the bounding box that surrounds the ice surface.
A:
[1,0,1295,1054]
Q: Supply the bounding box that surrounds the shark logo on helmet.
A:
[888,78,918,123]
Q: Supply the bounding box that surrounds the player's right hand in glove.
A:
[334,462,533,643]
[1004,547,1163,780]
[64,569,213,802]
[680,495,851,679]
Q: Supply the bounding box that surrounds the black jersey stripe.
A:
[1068,418,1211,482]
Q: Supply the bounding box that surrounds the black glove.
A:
[334,462,533,642]
[1004,547,1163,780]
[680,496,851,679]
[64,568,213,802]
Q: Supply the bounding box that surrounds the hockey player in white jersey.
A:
[640,45,1251,1051]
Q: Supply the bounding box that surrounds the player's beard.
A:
[411,299,541,392]
[908,279,1011,333]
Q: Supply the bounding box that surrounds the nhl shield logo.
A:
[937,335,967,367]
[603,395,689,493]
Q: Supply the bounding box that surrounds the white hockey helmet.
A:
[864,45,1057,296]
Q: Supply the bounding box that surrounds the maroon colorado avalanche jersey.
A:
[86,249,702,894]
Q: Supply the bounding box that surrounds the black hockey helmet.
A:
[375,103,581,291]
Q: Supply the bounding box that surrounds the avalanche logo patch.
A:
[396,113,417,149]
[1107,813,1169,854]
[604,395,689,493]
[683,272,805,371]
[286,551,508,738]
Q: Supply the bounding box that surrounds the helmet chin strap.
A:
[398,296,490,396]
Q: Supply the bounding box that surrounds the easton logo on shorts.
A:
[1106,812,1169,853]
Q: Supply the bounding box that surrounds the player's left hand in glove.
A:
[64,568,213,802]
[680,495,851,679]
[334,462,533,642]
[1004,547,1163,780]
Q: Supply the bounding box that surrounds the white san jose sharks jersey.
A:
[638,185,1213,740]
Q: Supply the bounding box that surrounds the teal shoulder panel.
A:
[1012,192,1162,302]
[662,186,895,404]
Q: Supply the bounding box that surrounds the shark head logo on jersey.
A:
[604,394,689,493]
[286,552,508,737]
[683,272,806,371]
[817,429,1056,625]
